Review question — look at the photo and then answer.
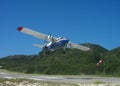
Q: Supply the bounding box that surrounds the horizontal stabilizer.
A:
[33,43,44,48]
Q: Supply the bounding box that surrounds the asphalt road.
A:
[0,71,120,83]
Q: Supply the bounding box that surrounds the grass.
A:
[0,78,120,86]
[94,81,106,84]
[0,78,73,86]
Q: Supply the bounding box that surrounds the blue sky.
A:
[0,0,120,57]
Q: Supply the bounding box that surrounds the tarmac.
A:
[0,71,120,84]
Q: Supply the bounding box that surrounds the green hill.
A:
[103,47,120,76]
[0,43,120,76]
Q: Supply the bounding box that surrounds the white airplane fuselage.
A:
[45,37,69,51]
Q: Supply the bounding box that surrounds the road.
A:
[0,71,120,84]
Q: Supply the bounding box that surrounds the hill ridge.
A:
[0,43,120,76]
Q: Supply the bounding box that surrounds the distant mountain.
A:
[0,55,37,72]
[82,43,109,53]
[0,43,120,76]
[110,47,120,53]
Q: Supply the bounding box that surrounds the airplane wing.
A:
[17,27,57,42]
[69,42,90,51]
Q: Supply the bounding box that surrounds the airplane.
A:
[17,27,90,54]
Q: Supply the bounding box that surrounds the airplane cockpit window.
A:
[58,37,64,39]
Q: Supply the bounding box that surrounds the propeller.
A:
[33,34,55,49]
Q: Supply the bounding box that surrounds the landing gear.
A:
[63,46,66,54]
[63,51,66,54]
[40,46,49,57]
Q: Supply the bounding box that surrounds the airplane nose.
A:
[64,39,69,44]
[66,39,69,43]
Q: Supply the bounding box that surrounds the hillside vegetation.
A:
[0,43,120,76]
